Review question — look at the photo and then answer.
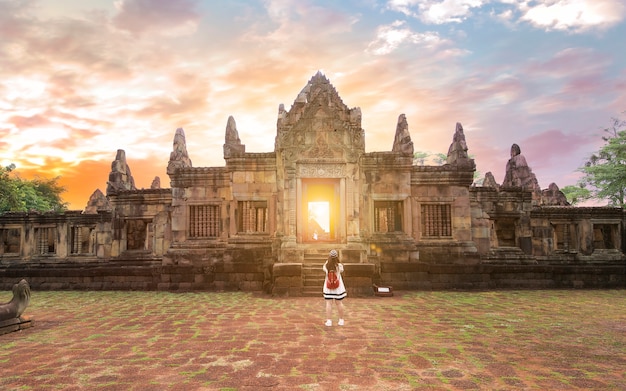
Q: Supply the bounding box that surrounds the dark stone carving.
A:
[392,114,414,155]
[223,116,246,158]
[447,122,472,166]
[83,188,111,214]
[482,172,499,189]
[167,128,193,175]
[106,149,137,195]
[502,143,540,192]
[541,182,570,206]
[0,279,31,322]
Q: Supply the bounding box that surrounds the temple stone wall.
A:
[2,73,625,294]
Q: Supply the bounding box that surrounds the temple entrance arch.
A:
[299,178,342,243]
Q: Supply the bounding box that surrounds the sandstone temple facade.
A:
[1,73,625,294]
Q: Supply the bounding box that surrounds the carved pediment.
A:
[275,72,365,163]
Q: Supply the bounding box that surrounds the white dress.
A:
[322,262,347,300]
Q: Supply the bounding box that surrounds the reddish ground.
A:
[1,289,625,390]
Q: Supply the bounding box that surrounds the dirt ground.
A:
[1,289,625,390]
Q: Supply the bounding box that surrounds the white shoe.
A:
[338,319,344,326]
[325,319,332,327]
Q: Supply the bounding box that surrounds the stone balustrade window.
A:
[374,201,403,233]
[593,224,618,250]
[189,205,220,238]
[238,201,268,233]
[126,220,147,250]
[70,225,94,254]
[35,227,56,255]
[421,204,452,237]
[553,223,578,251]
[0,228,21,255]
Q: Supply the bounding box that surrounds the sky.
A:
[1,0,625,210]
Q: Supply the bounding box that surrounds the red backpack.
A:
[326,270,339,289]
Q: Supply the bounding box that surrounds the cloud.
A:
[385,0,626,32]
[386,0,485,24]
[519,0,626,33]
[112,0,200,36]
[366,20,460,55]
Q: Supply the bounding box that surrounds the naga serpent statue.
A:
[0,279,31,322]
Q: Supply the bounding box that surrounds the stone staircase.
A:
[301,250,330,297]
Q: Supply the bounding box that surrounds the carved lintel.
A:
[298,163,345,178]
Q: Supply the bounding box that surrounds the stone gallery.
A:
[1,73,624,294]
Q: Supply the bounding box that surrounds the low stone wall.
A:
[343,263,376,296]
[271,263,302,296]
[380,262,626,290]
[2,261,624,293]
[0,260,265,292]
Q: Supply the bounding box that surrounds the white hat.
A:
[329,249,338,258]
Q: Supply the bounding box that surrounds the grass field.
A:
[1,289,625,390]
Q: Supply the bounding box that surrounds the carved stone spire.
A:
[391,114,414,155]
[541,183,570,206]
[223,115,246,158]
[446,122,471,165]
[167,128,192,175]
[502,143,540,192]
[482,172,499,189]
[106,149,136,195]
[83,188,111,214]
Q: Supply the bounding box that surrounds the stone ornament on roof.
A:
[541,182,570,206]
[223,116,246,158]
[106,149,137,195]
[501,143,540,193]
[392,114,414,156]
[482,172,500,189]
[83,188,111,214]
[167,128,193,175]
[446,122,472,166]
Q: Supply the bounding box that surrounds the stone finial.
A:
[482,172,500,189]
[167,128,193,175]
[106,149,137,195]
[150,176,161,189]
[391,114,414,155]
[223,116,246,158]
[501,143,540,192]
[277,103,287,127]
[541,183,570,206]
[83,189,111,214]
[446,122,471,165]
[350,107,362,126]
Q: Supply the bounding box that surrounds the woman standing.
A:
[322,249,347,326]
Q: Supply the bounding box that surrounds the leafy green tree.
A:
[578,115,626,207]
[0,164,21,212]
[560,184,592,206]
[0,164,68,213]
[413,151,430,165]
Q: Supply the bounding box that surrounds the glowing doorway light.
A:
[308,201,330,240]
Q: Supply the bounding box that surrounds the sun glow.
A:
[308,201,330,236]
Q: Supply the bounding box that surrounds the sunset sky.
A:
[1,0,625,210]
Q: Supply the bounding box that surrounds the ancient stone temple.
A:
[1,72,625,293]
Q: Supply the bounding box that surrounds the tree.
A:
[560,184,592,206]
[0,164,68,213]
[578,115,626,207]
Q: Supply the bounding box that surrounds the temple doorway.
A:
[301,179,339,242]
